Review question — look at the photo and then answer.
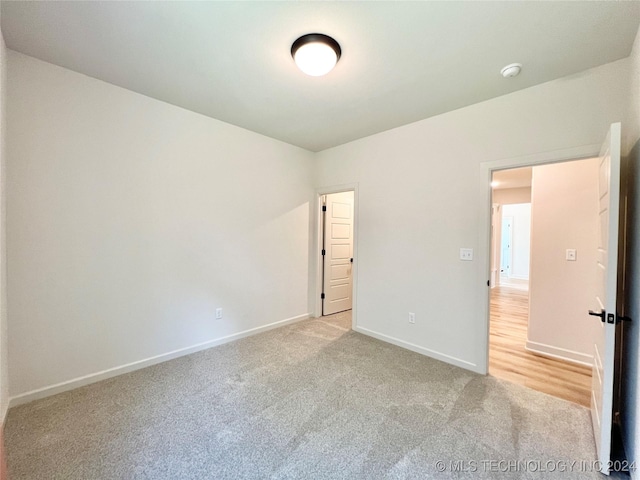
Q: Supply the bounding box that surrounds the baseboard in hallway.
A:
[498,277,529,291]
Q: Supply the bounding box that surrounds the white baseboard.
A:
[353,326,480,373]
[9,313,310,408]
[525,340,593,366]
[508,274,529,281]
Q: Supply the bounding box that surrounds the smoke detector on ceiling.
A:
[500,63,522,78]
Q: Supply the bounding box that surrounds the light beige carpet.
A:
[5,312,621,479]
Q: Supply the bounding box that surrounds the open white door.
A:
[490,204,499,287]
[322,192,354,315]
[589,122,621,475]
[500,216,513,278]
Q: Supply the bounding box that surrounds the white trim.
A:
[314,183,359,332]
[9,313,310,408]
[354,326,481,373]
[478,143,601,374]
[525,340,593,367]
[507,274,529,281]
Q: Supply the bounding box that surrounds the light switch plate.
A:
[566,249,577,261]
[460,248,473,261]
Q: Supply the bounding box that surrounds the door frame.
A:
[477,144,601,374]
[314,183,359,331]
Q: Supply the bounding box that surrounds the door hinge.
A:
[487,280,490,287]
[321,293,325,299]
[322,205,327,212]
[322,249,326,256]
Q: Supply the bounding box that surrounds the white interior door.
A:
[322,192,354,315]
[490,204,500,288]
[589,122,621,475]
[500,216,513,278]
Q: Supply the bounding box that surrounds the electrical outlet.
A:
[216,308,223,320]
[409,312,415,324]
[459,248,474,261]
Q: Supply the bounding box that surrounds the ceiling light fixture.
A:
[500,63,522,78]
[291,33,341,77]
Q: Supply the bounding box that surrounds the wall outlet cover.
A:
[460,248,474,261]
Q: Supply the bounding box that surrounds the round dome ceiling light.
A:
[291,34,341,77]
[501,63,522,78]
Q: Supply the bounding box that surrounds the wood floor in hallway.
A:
[489,285,592,407]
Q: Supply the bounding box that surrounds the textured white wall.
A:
[7,52,315,399]
[527,159,600,365]
[316,58,627,371]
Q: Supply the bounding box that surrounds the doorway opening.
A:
[320,191,354,318]
[480,124,623,474]
[489,160,598,408]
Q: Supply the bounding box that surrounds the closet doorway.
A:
[320,191,354,316]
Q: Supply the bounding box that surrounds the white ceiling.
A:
[2,1,639,152]
[493,167,532,190]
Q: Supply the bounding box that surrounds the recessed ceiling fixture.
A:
[500,63,522,78]
[291,33,341,77]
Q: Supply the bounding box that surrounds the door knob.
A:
[589,309,606,322]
